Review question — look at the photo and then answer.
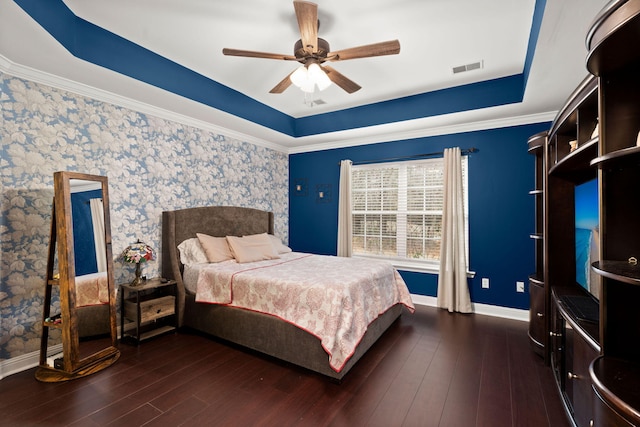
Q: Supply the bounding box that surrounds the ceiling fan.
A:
[222,0,400,94]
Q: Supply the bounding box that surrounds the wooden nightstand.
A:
[120,278,177,344]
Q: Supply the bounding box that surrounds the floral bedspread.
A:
[194,252,415,372]
[75,272,109,307]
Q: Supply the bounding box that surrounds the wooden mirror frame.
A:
[36,171,120,382]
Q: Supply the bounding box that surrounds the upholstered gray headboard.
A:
[161,206,274,325]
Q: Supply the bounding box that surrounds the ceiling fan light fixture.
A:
[308,63,332,91]
[290,65,309,88]
[290,63,332,93]
[290,66,315,93]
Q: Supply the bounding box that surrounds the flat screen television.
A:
[575,177,600,300]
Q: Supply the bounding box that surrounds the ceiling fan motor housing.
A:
[294,38,330,62]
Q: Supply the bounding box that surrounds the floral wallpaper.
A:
[0,72,289,361]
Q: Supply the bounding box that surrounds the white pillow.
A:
[268,234,292,254]
[196,233,235,263]
[177,238,208,266]
[226,233,280,263]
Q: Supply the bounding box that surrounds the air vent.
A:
[452,61,483,74]
[304,98,327,107]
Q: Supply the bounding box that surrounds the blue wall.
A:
[289,122,550,310]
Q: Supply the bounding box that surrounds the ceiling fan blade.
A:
[294,0,318,54]
[269,70,295,94]
[328,40,401,61]
[222,48,297,61]
[322,65,361,94]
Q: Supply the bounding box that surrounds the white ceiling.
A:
[0,0,607,152]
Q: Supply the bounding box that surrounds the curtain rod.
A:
[340,147,478,166]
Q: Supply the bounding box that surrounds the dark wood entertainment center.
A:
[528,1,640,425]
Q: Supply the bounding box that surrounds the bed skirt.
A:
[182,292,404,380]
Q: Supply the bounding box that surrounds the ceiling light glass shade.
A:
[290,66,308,88]
[308,63,332,91]
[290,63,332,93]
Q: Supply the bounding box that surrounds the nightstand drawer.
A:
[125,295,175,323]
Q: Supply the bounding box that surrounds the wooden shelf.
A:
[592,260,640,285]
[549,76,598,138]
[528,126,546,361]
[529,273,544,286]
[139,325,176,341]
[590,356,640,424]
[548,137,598,179]
[122,324,176,342]
[590,145,640,168]
[586,0,640,76]
[554,292,600,352]
[528,131,547,152]
[43,321,62,329]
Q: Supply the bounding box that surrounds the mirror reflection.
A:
[70,180,107,275]
[69,179,113,360]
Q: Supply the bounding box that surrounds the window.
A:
[351,156,468,271]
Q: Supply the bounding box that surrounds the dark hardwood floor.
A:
[1,305,569,427]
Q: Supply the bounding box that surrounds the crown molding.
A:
[2,55,556,157]
[288,110,557,154]
[0,55,290,154]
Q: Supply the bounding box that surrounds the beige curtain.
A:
[89,198,107,272]
[437,148,472,313]
[337,160,353,257]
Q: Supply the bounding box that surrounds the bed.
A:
[161,206,414,380]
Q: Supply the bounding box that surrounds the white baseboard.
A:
[0,344,62,381]
[411,294,529,322]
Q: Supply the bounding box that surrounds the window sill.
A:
[353,255,476,278]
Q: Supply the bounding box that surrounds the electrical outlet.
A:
[482,278,490,289]
[516,281,525,293]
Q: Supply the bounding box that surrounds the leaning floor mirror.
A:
[35,171,120,382]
